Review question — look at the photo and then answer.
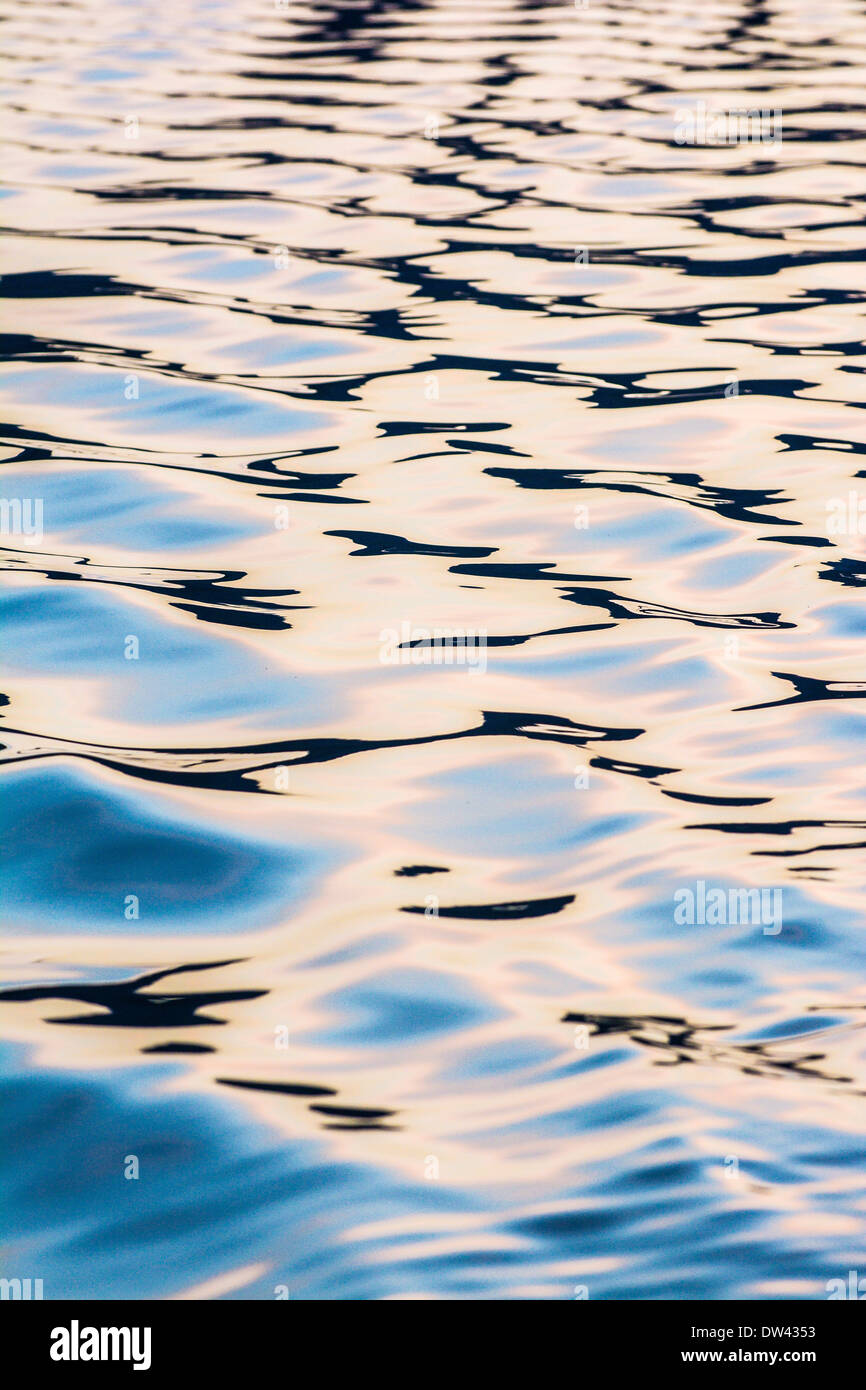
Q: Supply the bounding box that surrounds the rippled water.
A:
[2,0,866,1301]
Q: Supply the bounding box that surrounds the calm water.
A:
[2,0,866,1300]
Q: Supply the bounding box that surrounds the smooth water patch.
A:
[0,762,336,935]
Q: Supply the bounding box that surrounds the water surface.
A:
[2,0,866,1300]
